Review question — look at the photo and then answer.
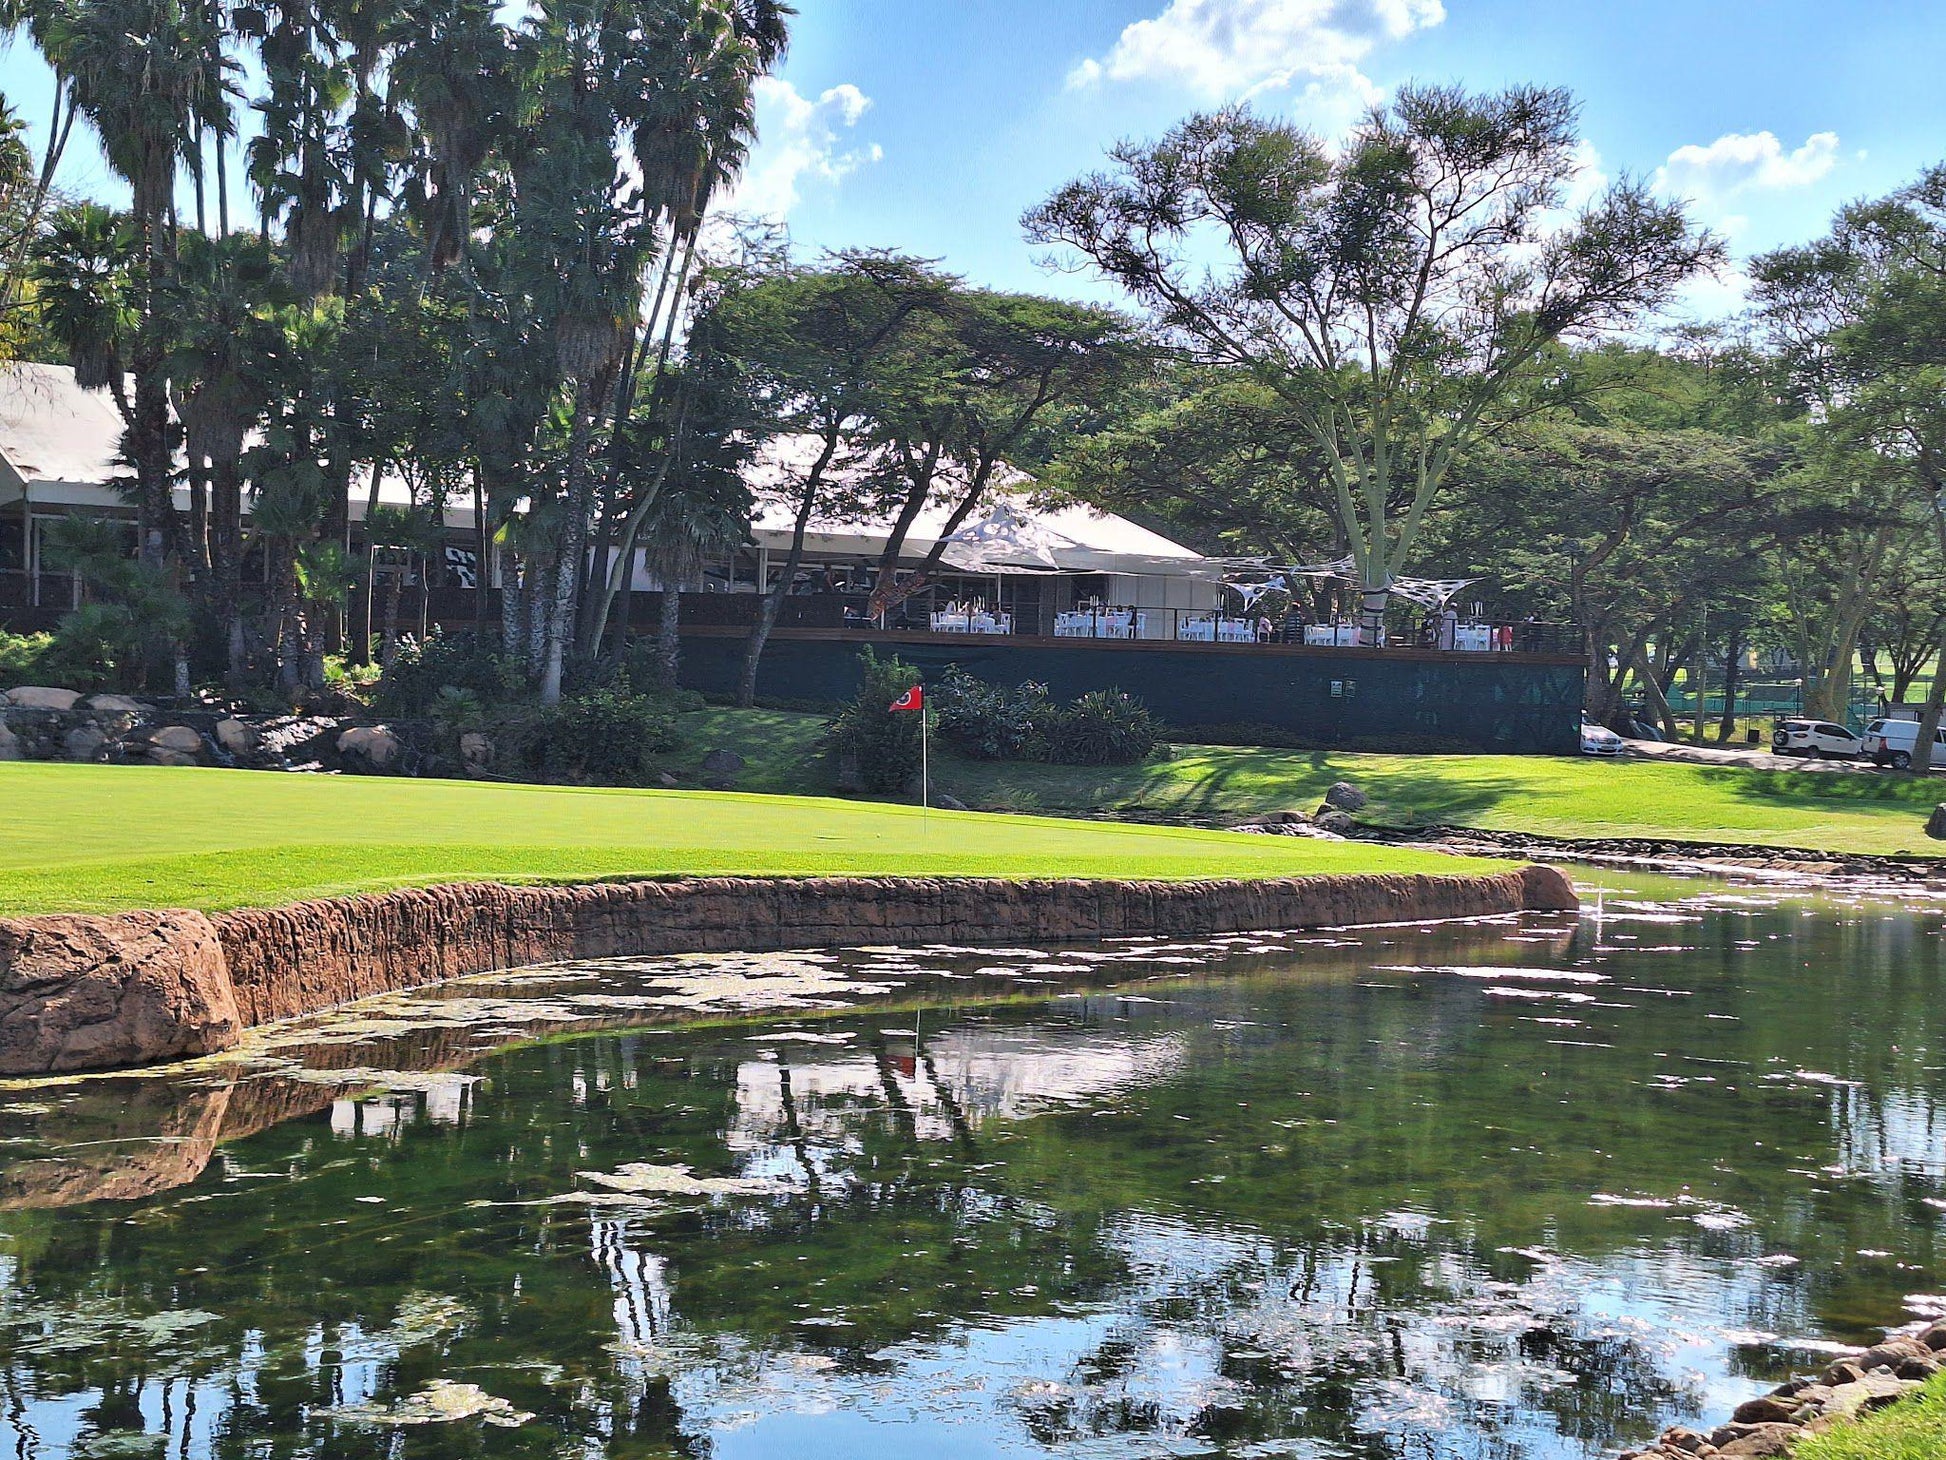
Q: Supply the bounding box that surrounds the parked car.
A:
[1862,717,1946,770]
[1579,715,1626,757]
[1771,719,1863,758]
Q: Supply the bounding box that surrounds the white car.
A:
[1579,717,1625,756]
[1771,719,1863,759]
[1863,717,1946,770]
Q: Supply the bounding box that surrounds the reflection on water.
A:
[2,885,1946,1458]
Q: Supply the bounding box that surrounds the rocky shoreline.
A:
[0,864,1578,1077]
[1621,1323,1946,1458]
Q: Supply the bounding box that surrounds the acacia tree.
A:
[857,289,1145,622]
[1025,85,1720,636]
[1756,166,1946,770]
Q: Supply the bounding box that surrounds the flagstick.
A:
[921,700,930,824]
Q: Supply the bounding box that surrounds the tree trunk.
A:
[211,456,244,688]
[655,584,681,692]
[379,562,402,668]
[541,377,601,706]
[1716,626,1744,744]
[1633,646,1681,740]
[739,435,838,708]
[1908,627,1946,779]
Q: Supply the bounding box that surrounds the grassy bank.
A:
[1795,1372,1946,1460]
[676,707,1946,857]
[0,762,1489,916]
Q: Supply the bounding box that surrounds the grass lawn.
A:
[661,707,1946,857]
[1794,1373,1946,1460]
[942,747,1946,856]
[0,762,1492,916]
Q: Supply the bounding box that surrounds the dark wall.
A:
[678,630,1584,755]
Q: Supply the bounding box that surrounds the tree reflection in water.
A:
[0,889,1943,1458]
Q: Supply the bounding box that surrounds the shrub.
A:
[0,629,52,684]
[375,630,524,717]
[1041,688,1158,765]
[932,669,1157,767]
[932,667,1048,760]
[37,604,148,691]
[503,688,682,785]
[827,649,925,793]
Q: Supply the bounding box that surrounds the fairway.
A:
[0,763,1490,916]
[947,746,1946,855]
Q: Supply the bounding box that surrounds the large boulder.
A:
[0,910,241,1074]
[1927,804,1946,841]
[214,718,258,757]
[1322,780,1368,812]
[62,723,107,763]
[701,748,746,775]
[337,724,403,773]
[83,693,144,716]
[459,732,494,775]
[0,722,18,762]
[4,686,81,712]
[150,725,204,754]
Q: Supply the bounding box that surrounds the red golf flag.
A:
[888,685,924,713]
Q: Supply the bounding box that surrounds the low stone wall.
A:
[0,865,1577,1076]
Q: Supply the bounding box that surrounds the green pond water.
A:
[3,875,1946,1459]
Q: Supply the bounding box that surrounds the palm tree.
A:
[39,0,232,569]
[634,470,746,690]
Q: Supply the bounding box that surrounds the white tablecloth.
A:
[1182,616,1257,643]
[1453,624,1493,652]
[1056,610,1143,639]
[1304,625,1362,647]
[931,612,1012,635]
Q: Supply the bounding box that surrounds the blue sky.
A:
[7,0,1946,320]
[737,0,1946,319]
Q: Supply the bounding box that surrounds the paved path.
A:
[1618,739,1897,774]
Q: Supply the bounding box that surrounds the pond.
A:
[2,876,1944,1459]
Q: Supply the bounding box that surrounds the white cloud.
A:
[1653,130,1841,207]
[1067,0,1444,101]
[728,78,883,220]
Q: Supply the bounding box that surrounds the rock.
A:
[1323,780,1368,812]
[1820,1359,1866,1387]
[1715,1425,1801,1458]
[701,748,746,775]
[1823,1372,1910,1420]
[336,725,402,773]
[0,722,18,762]
[1928,804,1946,840]
[3,686,80,711]
[1895,1353,1940,1380]
[655,773,680,789]
[1858,1338,1930,1371]
[149,725,204,754]
[147,747,200,768]
[459,732,494,774]
[62,724,107,763]
[214,718,258,756]
[1729,1398,1799,1427]
[1260,810,1311,826]
[83,693,144,716]
[702,774,737,792]
[1921,1320,1946,1351]
[1314,808,1357,835]
[935,794,968,812]
[1657,1428,1713,1453]
[0,910,241,1075]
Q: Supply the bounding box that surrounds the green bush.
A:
[0,630,51,684]
[1041,688,1158,765]
[931,668,1157,767]
[827,649,925,794]
[375,630,524,717]
[503,688,681,785]
[933,667,1048,760]
[37,605,148,691]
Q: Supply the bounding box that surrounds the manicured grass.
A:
[937,745,1946,856]
[0,763,1491,916]
[1794,1373,1946,1460]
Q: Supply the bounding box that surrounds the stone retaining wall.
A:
[0,865,1577,1076]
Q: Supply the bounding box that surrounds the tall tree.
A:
[1026,86,1720,636]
